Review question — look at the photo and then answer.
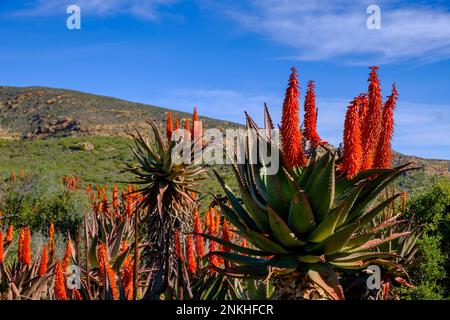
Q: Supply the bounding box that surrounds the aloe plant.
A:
[202,111,417,300]
[125,119,208,299]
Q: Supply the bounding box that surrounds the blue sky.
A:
[1,0,450,159]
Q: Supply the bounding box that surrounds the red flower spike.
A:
[280,67,307,168]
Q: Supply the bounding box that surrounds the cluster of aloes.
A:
[63,176,81,191]
[201,67,418,300]
[0,180,147,300]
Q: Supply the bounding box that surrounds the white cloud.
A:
[152,87,450,159]
[13,0,178,20]
[202,0,450,64]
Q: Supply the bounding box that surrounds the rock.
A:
[83,142,95,151]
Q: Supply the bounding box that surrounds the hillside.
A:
[0,86,240,139]
[0,86,449,191]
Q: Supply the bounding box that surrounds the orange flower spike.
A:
[21,227,31,266]
[342,95,364,179]
[192,106,202,144]
[166,111,173,140]
[0,231,4,264]
[122,260,134,300]
[304,80,321,148]
[18,227,24,262]
[72,289,83,300]
[280,67,307,168]
[205,208,211,229]
[221,220,231,253]
[374,84,398,169]
[38,245,48,277]
[214,210,221,235]
[362,66,383,170]
[241,238,247,248]
[193,207,205,258]
[54,261,68,300]
[62,238,73,271]
[187,234,197,275]
[112,184,119,214]
[85,184,91,195]
[209,241,220,268]
[5,225,13,244]
[174,231,184,261]
[174,115,180,130]
[97,244,119,300]
[184,118,191,140]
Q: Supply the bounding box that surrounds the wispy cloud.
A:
[153,87,450,159]
[201,0,450,64]
[12,0,178,20]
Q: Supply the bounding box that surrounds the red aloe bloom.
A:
[166,112,173,140]
[192,107,202,145]
[193,207,205,258]
[112,184,119,216]
[280,67,307,168]
[98,244,119,300]
[174,231,184,261]
[19,227,31,266]
[304,80,321,148]
[209,241,220,268]
[54,261,68,300]
[184,118,191,140]
[62,238,73,271]
[362,66,383,170]
[48,223,55,261]
[374,84,398,169]
[0,231,4,264]
[38,245,48,277]
[342,95,365,179]
[5,225,13,244]
[174,115,180,130]
[220,220,231,253]
[187,234,197,275]
[121,260,134,300]
[72,289,83,300]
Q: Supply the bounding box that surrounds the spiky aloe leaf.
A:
[306,187,361,243]
[349,231,411,253]
[267,207,306,247]
[246,229,290,254]
[304,152,335,221]
[204,252,270,266]
[213,170,259,231]
[196,233,273,256]
[306,221,359,255]
[307,263,345,300]
[288,190,316,235]
[262,167,293,216]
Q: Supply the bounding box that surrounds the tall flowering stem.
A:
[19,227,31,266]
[54,261,68,300]
[342,95,365,179]
[63,238,73,271]
[187,234,197,275]
[166,112,173,140]
[5,225,13,244]
[304,80,321,148]
[193,207,205,258]
[0,231,3,264]
[98,244,119,300]
[38,245,48,277]
[280,67,307,168]
[375,84,398,169]
[362,66,383,169]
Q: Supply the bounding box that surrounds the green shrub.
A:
[401,178,450,300]
[0,174,87,235]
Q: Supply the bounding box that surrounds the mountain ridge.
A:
[1,86,449,181]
